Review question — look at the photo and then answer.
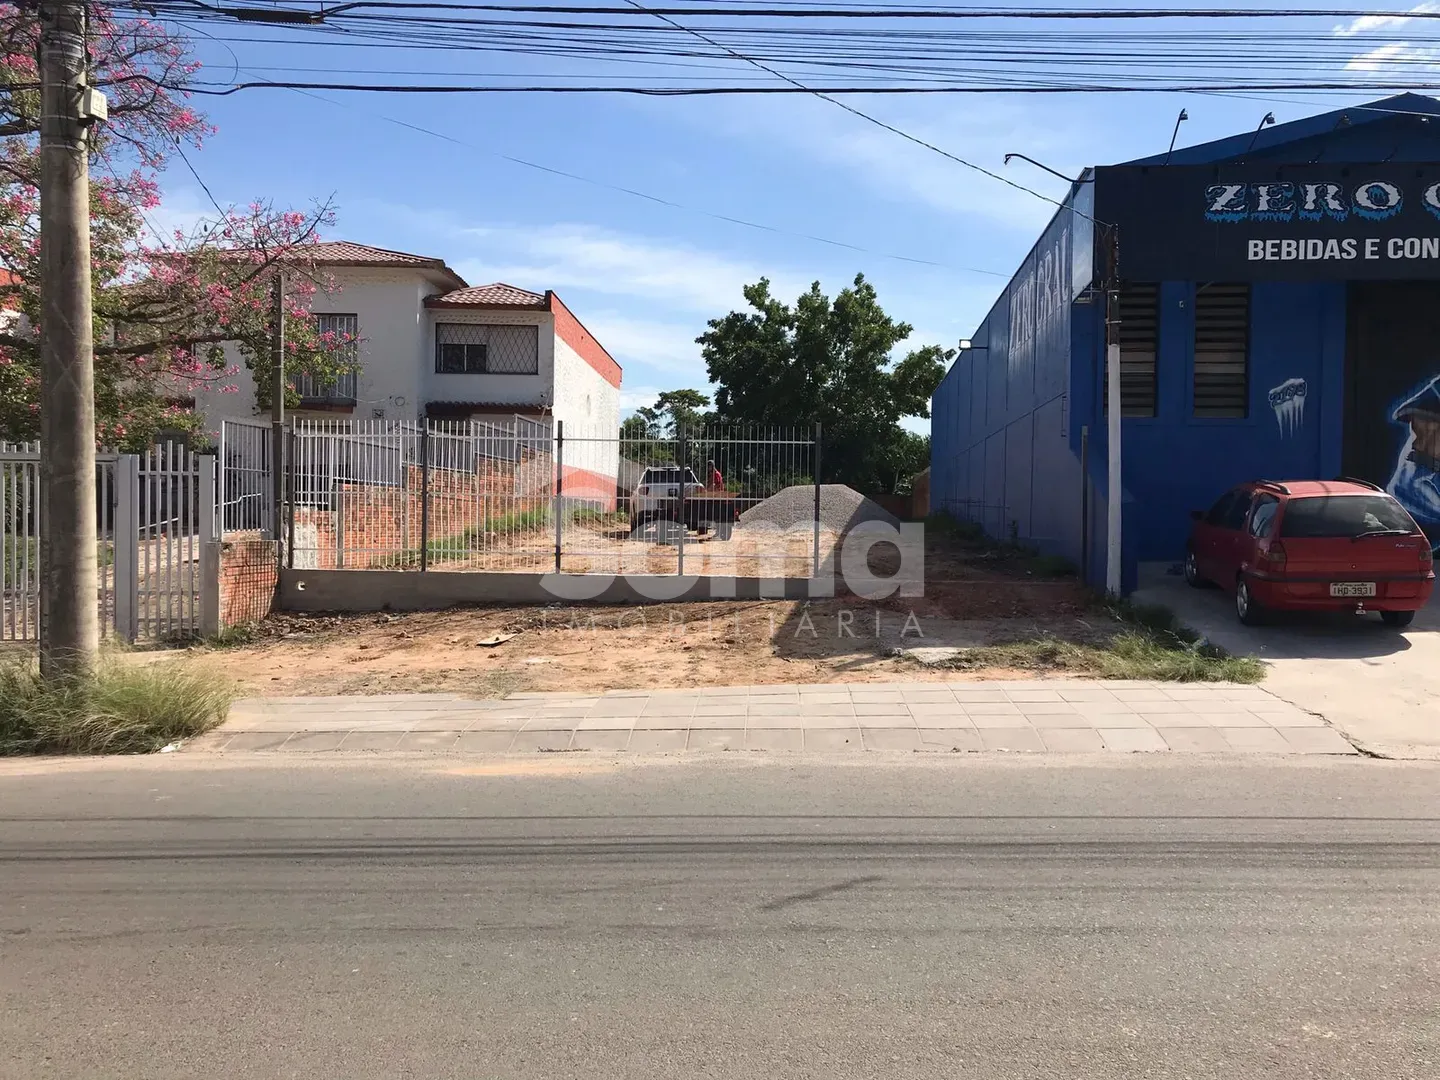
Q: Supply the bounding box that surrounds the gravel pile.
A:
[738,484,900,533]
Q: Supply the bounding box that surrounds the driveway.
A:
[1134,564,1440,759]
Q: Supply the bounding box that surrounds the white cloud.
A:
[1334,2,1440,37]
[1334,2,1440,72]
[576,311,707,379]
[1346,40,1440,71]
[693,96,1076,233]
[451,223,810,313]
[149,188,223,245]
[619,385,671,412]
[903,325,961,354]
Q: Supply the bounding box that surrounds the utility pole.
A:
[1104,224,1123,597]
[270,272,286,552]
[38,0,102,679]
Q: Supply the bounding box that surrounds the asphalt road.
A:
[2,754,1438,1079]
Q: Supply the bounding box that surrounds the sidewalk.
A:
[1135,567,1440,760]
[189,681,1358,756]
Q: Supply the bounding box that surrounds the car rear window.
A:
[641,468,698,484]
[1279,495,1417,538]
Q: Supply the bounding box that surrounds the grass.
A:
[0,660,233,755]
[934,598,1265,683]
[924,512,1078,578]
[1,539,115,586]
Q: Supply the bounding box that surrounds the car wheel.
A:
[1235,576,1265,626]
[1381,610,1416,629]
[1183,549,1208,588]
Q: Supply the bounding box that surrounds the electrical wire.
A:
[172,138,232,223]
[228,73,1001,273]
[133,2,1440,22]
[172,79,1440,95]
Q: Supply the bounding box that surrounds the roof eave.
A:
[423,298,548,310]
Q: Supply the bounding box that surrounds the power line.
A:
[172,78,1440,96]
[172,138,231,223]
[615,0,1077,215]
[236,76,1003,274]
[140,2,1440,21]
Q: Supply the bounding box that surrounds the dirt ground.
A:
[189,538,1106,696]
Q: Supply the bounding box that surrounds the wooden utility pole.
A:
[37,0,102,679]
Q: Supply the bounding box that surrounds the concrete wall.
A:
[552,329,621,494]
[278,569,831,610]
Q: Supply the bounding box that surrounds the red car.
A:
[1184,478,1435,627]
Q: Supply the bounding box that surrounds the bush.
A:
[0,660,232,755]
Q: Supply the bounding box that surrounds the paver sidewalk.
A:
[190,681,1358,755]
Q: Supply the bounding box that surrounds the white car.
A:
[628,465,736,540]
[630,466,703,517]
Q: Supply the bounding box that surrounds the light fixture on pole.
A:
[1246,112,1276,153]
[1163,109,1189,166]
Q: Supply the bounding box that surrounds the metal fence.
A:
[1,442,212,643]
[219,418,273,536]
[280,419,823,576]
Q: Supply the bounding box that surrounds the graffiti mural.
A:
[1386,374,1440,550]
[1267,378,1308,438]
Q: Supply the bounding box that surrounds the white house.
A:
[196,240,623,496]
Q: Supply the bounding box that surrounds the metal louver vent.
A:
[1194,283,1250,418]
[435,323,539,375]
[1106,283,1158,418]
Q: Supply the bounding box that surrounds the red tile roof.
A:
[306,241,441,266]
[425,283,547,309]
[302,241,467,289]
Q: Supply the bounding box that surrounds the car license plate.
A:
[1330,582,1376,598]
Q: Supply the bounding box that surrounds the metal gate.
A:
[0,443,214,643]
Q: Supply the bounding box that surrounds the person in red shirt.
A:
[707,459,724,489]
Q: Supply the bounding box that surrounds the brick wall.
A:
[219,538,278,626]
[290,448,605,568]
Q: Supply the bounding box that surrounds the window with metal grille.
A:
[1104,283,1159,417]
[1193,283,1250,418]
[293,313,358,401]
[435,323,539,375]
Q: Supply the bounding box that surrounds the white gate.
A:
[0,443,215,643]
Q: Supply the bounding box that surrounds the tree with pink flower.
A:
[0,4,352,450]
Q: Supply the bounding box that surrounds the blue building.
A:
[930,93,1440,591]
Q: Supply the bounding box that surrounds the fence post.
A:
[112,454,139,644]
[217,421,227,539]
[677,430,687,576]
[420,422,431,572]
[285,425,296,571]
[198,454,221,638]
[812,422,823,577]
[553,420,564,573]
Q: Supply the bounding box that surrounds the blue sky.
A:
[153,2,1427,427]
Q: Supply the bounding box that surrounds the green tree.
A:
[697,275,949,492]
[653,389,711,434]
[619,413,650,440]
